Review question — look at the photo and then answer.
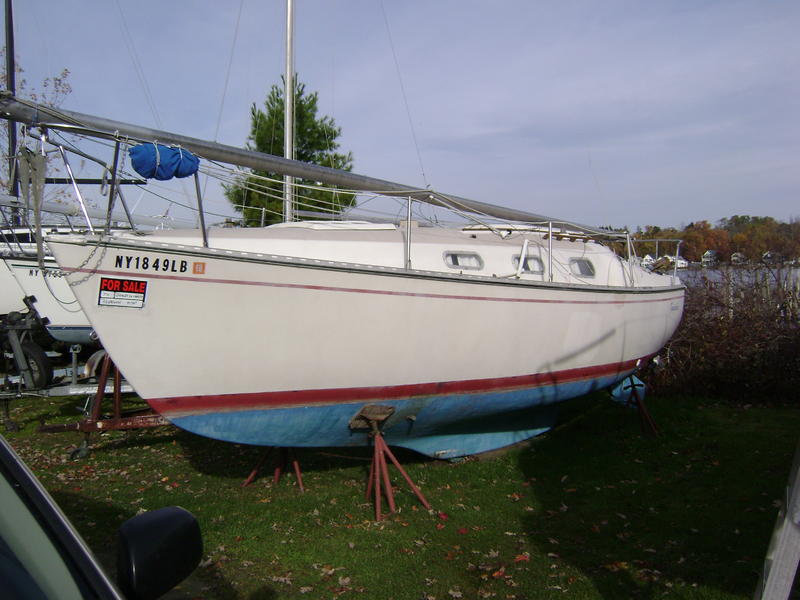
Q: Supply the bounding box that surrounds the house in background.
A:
[761,251,784,265]
[731,252,747,265]
[701,250,719,268]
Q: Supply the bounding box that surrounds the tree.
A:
[1,50,72,207]
[225,77,354,226]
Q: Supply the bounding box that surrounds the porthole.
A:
[444,252,483,270]
[570,258,595,277]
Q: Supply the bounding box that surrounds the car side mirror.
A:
[116,506,203,600]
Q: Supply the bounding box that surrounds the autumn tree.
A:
[679,221,714,262]
[626,215,798,264]
[1,49,72,190]
[1,51,73,227]
[778,220,800,260]
[719,216,786,262]
[633,224,684,259]
[225,77,354,226]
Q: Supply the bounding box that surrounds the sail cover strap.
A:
[129,143,200,180]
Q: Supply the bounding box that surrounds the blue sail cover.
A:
[129,143,200,181]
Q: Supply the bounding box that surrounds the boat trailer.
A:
[1,303,169,451]
[36,352,170,459]
[1,295,52,395]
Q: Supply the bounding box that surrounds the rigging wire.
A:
[114,0,162,129]
[113,1,197,210]
[379,0,429,189]
[213,0,245,144]
[205,0,245,200]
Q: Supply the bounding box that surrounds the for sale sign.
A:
[98,277,148,308]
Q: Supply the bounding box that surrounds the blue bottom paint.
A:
[609,375,646,406]
[168,372,630,459]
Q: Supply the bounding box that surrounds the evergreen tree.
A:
[225,77,354,226]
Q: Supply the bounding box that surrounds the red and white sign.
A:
[98,277,148,308]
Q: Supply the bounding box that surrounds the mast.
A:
[283,0,294,222]
[4,0,18,206]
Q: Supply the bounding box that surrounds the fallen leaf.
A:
[513,554,530,563]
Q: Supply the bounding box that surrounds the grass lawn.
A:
[3,391,798,599]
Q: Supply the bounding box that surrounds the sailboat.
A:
[0,91,684,458]
[1,214,94,344]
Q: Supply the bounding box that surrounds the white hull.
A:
[0,258,27,315]
[3,256,93,344]
[47,225,683,456]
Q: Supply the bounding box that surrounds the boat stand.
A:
[351,405,431,520]
[611,375,659,436]
[241,447,304,491]
[628,376,659,436]
[38,353,169,458]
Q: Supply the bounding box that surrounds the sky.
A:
[6,0,799,230]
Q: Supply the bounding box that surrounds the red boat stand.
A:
[628,376,659,436]
[38,353,170,458]
[242,447,305,492]
[366,425,431,520]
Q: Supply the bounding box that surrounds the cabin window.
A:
[512,255,544,274]
[444,252,483,270]
[570,258,595,277]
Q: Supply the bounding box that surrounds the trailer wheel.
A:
[20,341,53,389]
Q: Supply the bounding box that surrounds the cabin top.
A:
[116,222,678,290]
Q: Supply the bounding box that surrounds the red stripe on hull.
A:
[149,358,643,415]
